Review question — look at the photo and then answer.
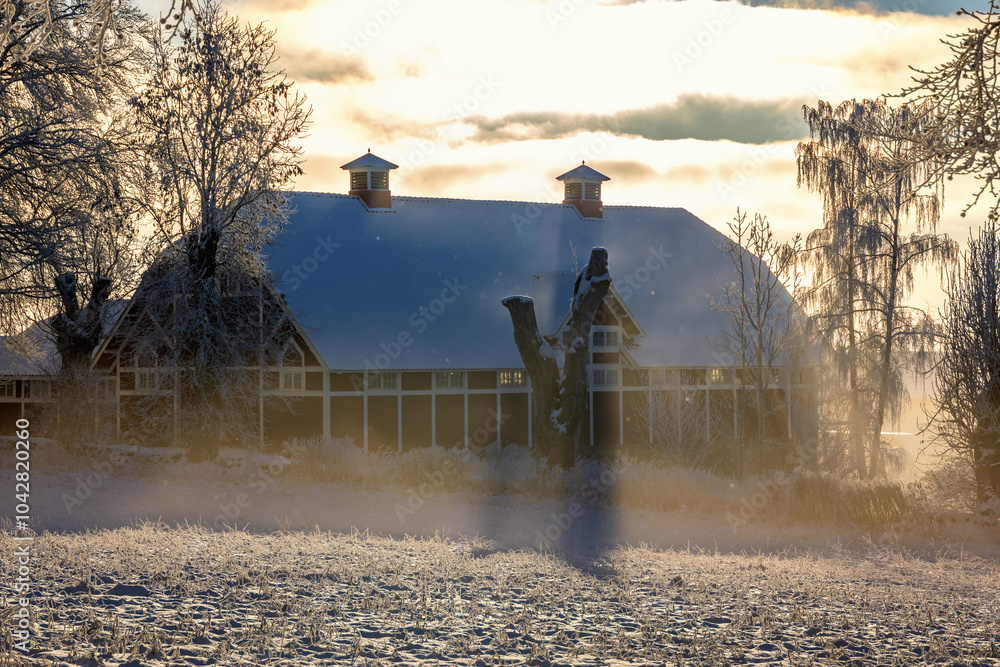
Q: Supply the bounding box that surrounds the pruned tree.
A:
[796,98,955,479]
[502,247,611,467]
[929,220,1000,508]
[123,0,310,460]
[710,209,804,477]
[898,1,1000,222]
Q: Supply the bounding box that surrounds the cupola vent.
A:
[556,162,610,219]
[341,150,399,209]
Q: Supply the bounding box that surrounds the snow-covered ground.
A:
[3,442,1000,665]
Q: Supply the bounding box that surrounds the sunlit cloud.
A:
[462,95,809,145]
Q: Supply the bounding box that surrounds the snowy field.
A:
[3,441,1000,665]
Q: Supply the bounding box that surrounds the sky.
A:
[137,0,984,308]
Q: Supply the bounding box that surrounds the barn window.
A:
[0,380,13,397]
[592,330,618,348]
[350,171,368,190]
[137,371,158,391]
[584,182,601,200]
[708,368,730,384]
[500,370,525,387]
[592,369,619,387]
[435,372,464,389]
[282,371,303,391]
[367,372,397,390]
[369,171,389,189]
[564,182,582,200]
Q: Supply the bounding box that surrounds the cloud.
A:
[346,108,439,143]
[599,160,661,182]
[463,95,808,145]
[604,0,964,16]
[400,162,518,193]
[277,48,374,85]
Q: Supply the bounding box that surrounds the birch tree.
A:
[797,98,954,478]
[124,0,310,460]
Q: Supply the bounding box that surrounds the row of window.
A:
[0,380,50,399]
[109,366,816,395]
[353,370,526,391]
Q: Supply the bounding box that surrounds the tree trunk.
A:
[50,272,113,371]
[503,247,611,466]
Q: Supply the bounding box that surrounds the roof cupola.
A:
[556,161,610,219]
[341,150,398,209]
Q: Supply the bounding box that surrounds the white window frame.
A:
[592,329,618,348]
[0,380,14,398]
[367,372,397,390]
[592,369,619,387]
[137,370,159,392]
[282,370,303,391]
[435,371,464,389]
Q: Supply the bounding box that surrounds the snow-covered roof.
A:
[340,152,399,171]
[556,163,610,182]
[267,193,784,370]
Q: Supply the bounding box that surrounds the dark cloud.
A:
[464,95,808,145]
[346,108,439,143]
[400,162,518,193]
[599,160,661,182]
[278,48,374,85]
[604,0,963,16]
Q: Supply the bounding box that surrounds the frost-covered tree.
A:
[123,0,310,460]
[0,0,148,338]
[930,220,1000,507]
[710,209,804,476]
[797,98,954,479]
[502,247,611,467]
[797,100,874,478]
[1,0,195,66]
[899,1,1000,221]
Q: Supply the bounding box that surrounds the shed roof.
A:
[266,193,784,371]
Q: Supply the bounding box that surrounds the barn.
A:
[19,151,813,454]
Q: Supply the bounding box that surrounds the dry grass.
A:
[3,524,1000,666]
